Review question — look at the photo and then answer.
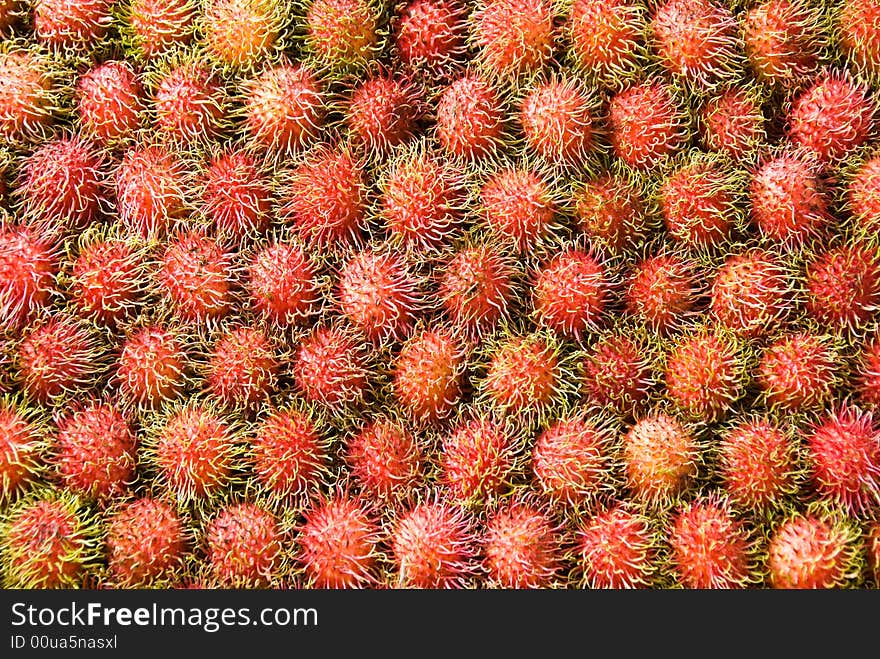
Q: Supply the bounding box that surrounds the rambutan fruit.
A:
[292,325,370,410]
[200,0,283,70]
[393,0,467,75]
[75,60,144,146]
[658,153,743,251]
[717,417,800,512]
[336,248,420,343]
[582,332,653,415]
[53,401,136,501]
[743,0,823,89]
[479,166,557,253]
[531,247,609,340]
[393,327,465,424]
[0,401,44,501]
[32,0,112,51]
[347,74,422,156]
[279,147,366,249]
[304,0,380,70]
[804,242,880,334]
[663,329,744,422]
[749,151,831,245]
[624,251,700,334]
[519,76,596,166]
[379,145,464,251]
[242,61,325,156]
[756,331,838,411]
[668,495,755,589]
[123,0,196,59]
[0,224,57,331]
[649,0,740,89]
[390,499,478,588]
[482,499,562,589]
[787,72,875,167]
[479,333,565,420]
[845,153,880,235]
[767,511,862,589]
[622,411,699,508]
[805,406,880,517]
[572,173,647,253]
[440,415,518,506]
[298,494,382,588]
[576,503,659,589]
[205,502,283,588]
[470,0,556,80]
[0,49,56,142]
[148,403,239,504]
[435,73,505,161]
[249,406,330,502]
[14,314,103,404]
[155,230,235,325]
[68,235,145,327]
[608,79,688,170]
[836,0,880,83]
[698,85,766,159]
[855,335,880,409]
[16,135,107,235]
[438,243,515,336]
[203,325,279,410]
[115,145,189,240]
[566,0,646,87]
[104,497,188,588]
[115,325,187,410]
[0,490,99,588]
[246,240,319,326]
[152,62,226,145]
[709,248,793,339]
[200,149,273,242]
[531,416,616,507]
[346,417,425,504]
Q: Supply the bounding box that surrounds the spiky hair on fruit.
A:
[469,0,557,82]
[803,405,880,518]
[530,412,619,510]
[697,82,768,161]
[843,148,880,236]
[565,0,648,88]
[198,0,288,71]
[572,168,649,254]
[765,506,864,589]
[112,322,191,412]
[623,246,703,335]
[0,223,59,332]
[621,409,701,510]
[741,0,824,89]
[32,0,113,52]
[0,395,48,502]
[141,399,245,508]
[303,0,383,71]
[580,327,655,416]
[75,60,145,147]
[607,77,690,171]
[854,332,880,410]
[344,413,427,506]
[375,139,466,252]
[0,45,60,144]
[434,70,506,161]
[648,0,742,90]
[835,0,880,85]
[292,323,373,411]
[296,491,383,589]
[654,149,747,252]
[388,494,480,588]
[0,487,102,589]
[392,0,468,77]
[102,496,191,588]
[575,500,661,589]
[481,496,565,589]
[661,325,747,423]
[715,414,802,515]
[667,492,759,589]
[119,0,197,60]
[240,59,326,157]
[277,144,368,250]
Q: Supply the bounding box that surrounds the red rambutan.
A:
[347,74,422,155]
[479,166,556,253]
[440,416,517,506]
[115,325,187,409]
[576,503,658,588]
[201,149,272,242]
[76,60,144,146]
[804,242,880,334]
[346,417,425,504]
[0,403,43,501]
[204,325,279,410]
[624,252,700,334]
[205,502,283,587]
[582,333,652,414]
[519,77,595,165]
[0,49,56,142]
[394,0,467,74]
[742,0,822,88]
[124,0,196,58]
[393,327,465,423]
[292,325,369,409]
[305,0,380,69]
[153,62,226,145]
[573,173,647,253]
[115,145,188,240]
[482,500,562,588]
[33,0,112,51]
[531,248,608,340]
[438,243,515,335]
[69,237,144,327]
[698,85,766,159]
[246,240,318,327]
[201,0,282,70]
[0,225,57,331]
[435,73,505,160]
[480,333,562,419]
[471,0,556,79]
[566,0,645,86]
[756,332,837,411]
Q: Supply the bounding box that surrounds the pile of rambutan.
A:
[2,0,880,591]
